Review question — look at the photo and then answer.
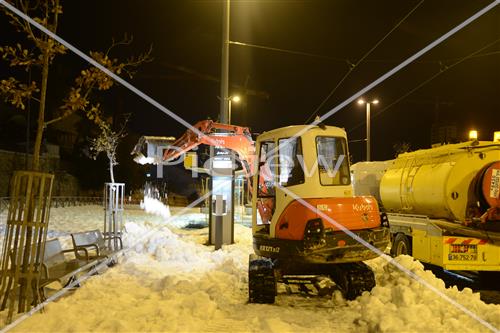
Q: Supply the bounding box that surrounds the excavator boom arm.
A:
[163,120,256,176]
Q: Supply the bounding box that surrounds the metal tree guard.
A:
[104,183,124,251]
[0,171,54,323]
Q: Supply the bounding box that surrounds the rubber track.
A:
[330,262,375,300]
[249,257,276,304]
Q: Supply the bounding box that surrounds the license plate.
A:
[448,244,477,261]
[448,253,477,261]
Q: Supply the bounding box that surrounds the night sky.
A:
[2,0,500,162]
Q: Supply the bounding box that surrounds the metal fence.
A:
[0,196,103,212]
[50,196,103,208]
[0,197,8,213]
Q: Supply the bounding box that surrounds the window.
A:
[316,137,350,186]
[257,141,276,197]
[257,141,276,225]
[278,137,304,187]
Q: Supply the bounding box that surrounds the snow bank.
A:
[4,207,500,333]
[355,255,500,332]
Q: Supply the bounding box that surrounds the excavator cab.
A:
[249,125,390,303]
[252,126,351,232]
[251,125,387,251]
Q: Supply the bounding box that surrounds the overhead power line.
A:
[348,37,500,134]
[230,40,500,69]
[361,50,500,64]
[229,40,352,65]
[304,0,425,123]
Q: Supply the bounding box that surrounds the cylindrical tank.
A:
[379,141,500,222]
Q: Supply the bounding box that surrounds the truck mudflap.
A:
[253,227,390,264]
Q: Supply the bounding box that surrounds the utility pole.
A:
[366,102,371,161]
[219,0,230,124]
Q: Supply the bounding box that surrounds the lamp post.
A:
[357,98,379,161]
[219,0,230,124]
[228,95,240,125]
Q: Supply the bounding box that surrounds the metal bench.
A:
[71,229,123,261]
[40,239,98,287]
[1,239,98,305]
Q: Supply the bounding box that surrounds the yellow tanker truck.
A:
[351,139,500,279]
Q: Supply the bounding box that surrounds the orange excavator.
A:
[161,120,390,302]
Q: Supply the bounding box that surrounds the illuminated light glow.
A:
[494,131,500,142]
[231,95,241,103]
[133,155,155,165]
[469,130,478,140]
[357,99,379,105]
[140,196,171,219]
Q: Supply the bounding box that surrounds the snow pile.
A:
[140,197,172,219]
[352,255,500,332]
[13,221,254,332]
[0,205,167,249]
[5,207,500,333]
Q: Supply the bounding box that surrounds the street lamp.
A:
[228,95,240,125]
[468,130,478,141]
[357,98,379,161]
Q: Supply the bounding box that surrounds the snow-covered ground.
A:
[1,203,499,332]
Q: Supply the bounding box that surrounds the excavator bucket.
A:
[131,136,176,165]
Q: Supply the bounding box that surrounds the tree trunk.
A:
[32,1,59,171]
[32,46,50,171]
[109,159,115,183]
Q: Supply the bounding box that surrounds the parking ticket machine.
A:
[208,145,235,246]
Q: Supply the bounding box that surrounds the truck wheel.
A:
[391,233,412,257]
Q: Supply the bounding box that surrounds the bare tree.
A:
[0,0,151,170]
[89,116,129,183]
